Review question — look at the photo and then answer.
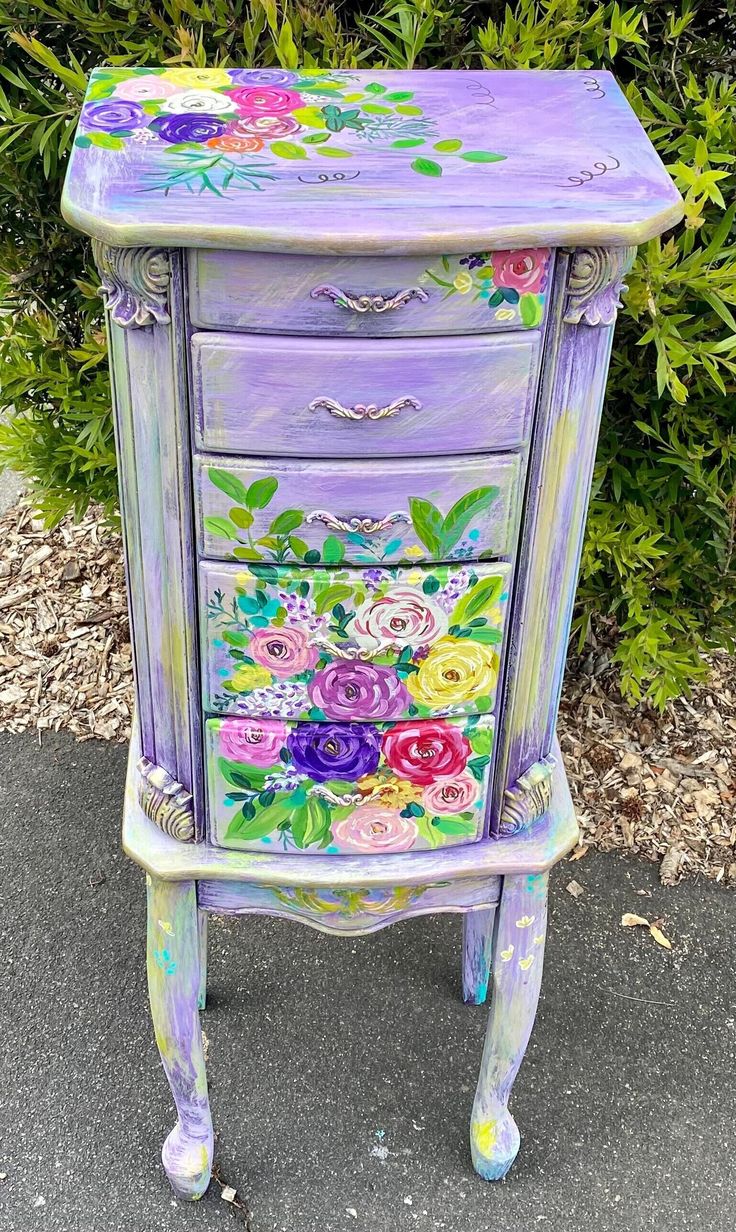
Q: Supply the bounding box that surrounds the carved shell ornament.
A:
[136,756,195,842]
[498,757,556,837]
[563,246,636,327]
[92,241,171,328]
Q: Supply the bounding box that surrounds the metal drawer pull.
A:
[305,509,410,535]
[310,284,429,313]
[308,394,421,421]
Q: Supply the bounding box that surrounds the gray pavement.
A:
[0,728,734,1232]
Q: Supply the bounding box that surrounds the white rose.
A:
[353,586,448,649]
[163,90,236,114]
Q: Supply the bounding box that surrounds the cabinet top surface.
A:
[62,67,682,255]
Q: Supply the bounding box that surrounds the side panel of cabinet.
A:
[107,254,202,830]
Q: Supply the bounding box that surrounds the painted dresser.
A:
[62,67,682,1199]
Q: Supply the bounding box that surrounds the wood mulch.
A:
[0,499,733,888]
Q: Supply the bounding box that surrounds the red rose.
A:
[492,249,548,294]
[382,720,471,785]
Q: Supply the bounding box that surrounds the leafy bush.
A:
[1,1,734,706]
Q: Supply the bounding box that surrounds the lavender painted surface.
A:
[189,249,552,336]
[470,871,548,1179]
[462,907,496,1005]
[194,452,522,564]
[192,331,541,454]
[62,70,683,252]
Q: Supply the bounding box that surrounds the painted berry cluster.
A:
[205,562,508,722]
[208,712,493,855]
[424,250,551,329]
[76,67,507,195]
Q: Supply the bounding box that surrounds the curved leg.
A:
[147,875,213,1200]
[470,872,548,1180]
[197,909,208,1011]
[462,907,496,1005]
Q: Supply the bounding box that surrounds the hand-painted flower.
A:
[82,100,147,133]
[491,249,548,294]
[150,114,229,144]
[407,637,498,708]
[163,89,237,115]
[248,627,318,678]
[163,68,232,89]
[453,271,473,293]
[287,722,380,783]
[229,114,302,138]
[354,587,448,650]
[113,76,178,102]
[226,86,304,116]
[422,772,479,815]
[207,133,264,153]
[227,68,298,86]
[219,717,287,766]
[332,806,418,854]
[230,662,272,691]
[382,720,470,785]
[308,662,410,721]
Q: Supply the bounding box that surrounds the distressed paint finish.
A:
[470,871,548,1179]
[192,331,541,454]
[194,452,522,564]
[462,907,496,1005]
[62,70,683,252]
[147,875,213,1198]
[198,874,501,936]
[189,249,552,336]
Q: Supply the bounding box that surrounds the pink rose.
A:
[422,772,479,815]
[492,249,548,294]
[248,627,318,678]
[229,114,302,138]
[219,717,286,766]
[113,76,178,102]
[382,720,470,785]
[354,587,447,650]
[331,805,418,854]
[226,86,303,116]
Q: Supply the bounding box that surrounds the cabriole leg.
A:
[146,875,213,1200]
[462,907,496,1005]
[470,872,548,1180]
[197,908,208,1011]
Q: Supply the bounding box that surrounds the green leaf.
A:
[408,497,443,556]
[396,104,422,116]
[208,467,250,505]
[302,132,331,144]
[470,726,493,756]
[364,82,387,94]
[440,486,499,553]
[468,755,491,782]
[222,629,249,648]
[461,626,503,645]
[317,146,353,158]
[391,138,425,148]
[232,546,264,560]
[384,91,414,102]
[304,549,321,565]
[291,795,332,848]
[362,103,391,115]
[246,476,278,509]
[411,157,442,178]
[433,815,478,836]
[225,792,294,842]
[451,575,504,623]
[270,140,307,159]
[230,506,254,529]
[322,535,345,563]
[433,138,462,152]
[315,583,353,615]
[460,151,507,163]
[203,515,236,540]
[218,757,270,791]
[270,508,303,535]
[519,293,542,327]
[422,575,441,594]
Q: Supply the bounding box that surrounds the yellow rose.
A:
[494,307,516,321]
[453,271,473,294]
[163,68,232,89]
[231,663,272,691]
[404,545,425,560]
[407,637,498,708]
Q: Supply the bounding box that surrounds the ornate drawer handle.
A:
[308,394,422,422]
[305,509,409,536]
[310,636,399,662]
[310,284,430,314]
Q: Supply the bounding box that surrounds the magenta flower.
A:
[219,717,286,767]
[150,113,228,144]
[82,100,147,133]
[308,661,410,721]
[249,627,318,679]
[226,86,303,116]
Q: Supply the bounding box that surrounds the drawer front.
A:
[192,331,540,457]
[205,713,494,855]
[195,453,521,564]
[188,249,553,337]
[202,560,511,721]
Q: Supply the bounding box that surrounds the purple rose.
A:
[227,68,298,86]
[287,723,380,783]
[82,100,146,133]
[308,662,410,721]
[150,113,228,144]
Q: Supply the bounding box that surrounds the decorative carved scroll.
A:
[92,241,171,328]
[272,884,438,920]
[310,284,429,313]
[308,394,421,421]
[498,756,556,837]
[563,246,636,326]
[136,756,195,842]
[305,509,410,535]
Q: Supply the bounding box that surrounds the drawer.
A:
[187,249,553,337]
[192,331,540,457]
[195,453,521,564]
[201,560,511,721]
[205,713,494,855]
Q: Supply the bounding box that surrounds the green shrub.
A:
[0,1,734,706]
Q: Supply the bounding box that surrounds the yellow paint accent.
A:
[158,919,174,936]
[533,933,544,945]
[500,945,514,961]
[519,954,535,970]
[472,1119,498,1155]
[404,545,425,559]
[516,914,535,928]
